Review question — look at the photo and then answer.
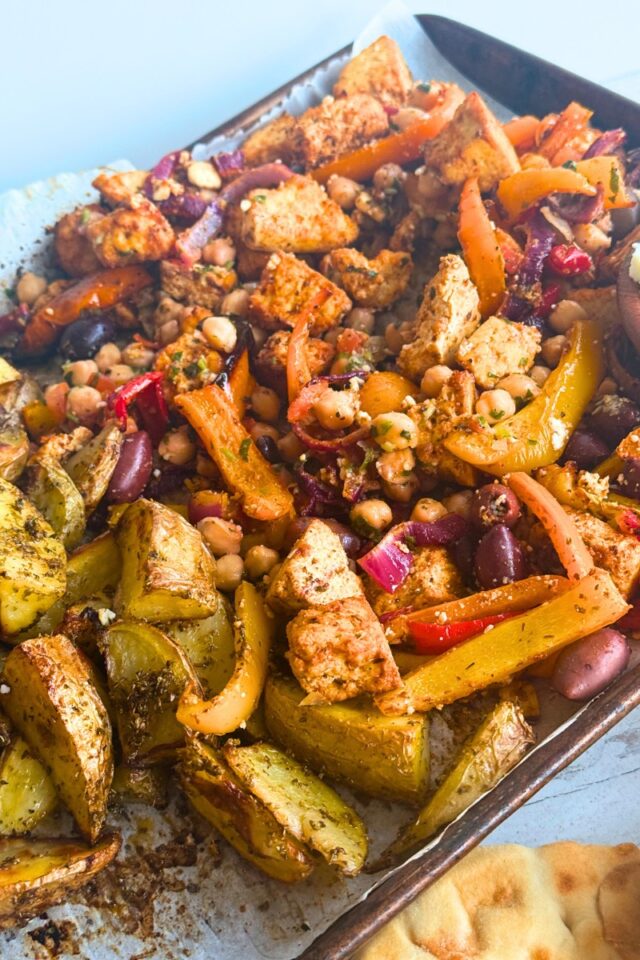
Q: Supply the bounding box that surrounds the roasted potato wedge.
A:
[224,741,368,877]
[0,421,29,484]
[265,675,429,805]
[0,734,58,835]
[23,456,86,549]
[0,833,121,929]
[0,365,41,484]
[64,420,123,515]
[179,737,314,883]
[379,701,534,865]
[0,635,113,842]
[101,620,200,765]
[0,478,66,635]
[115,499,219,621]
[110,765,170,808]
[162,599,235,698]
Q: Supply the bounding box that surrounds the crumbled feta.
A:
[98,608,117,626]
[629,243,640,284]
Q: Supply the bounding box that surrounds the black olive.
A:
[59,314,117,360]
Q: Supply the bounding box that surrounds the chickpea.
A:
[541,334,569,369]
[496,374,541,404]
[202,236,236,267]
[251,386,280,423]
[44,382,69,419]
[384,322,406,355]
[573,222,611,255]
[108,363,136,386]
[186,160,221,190]
[393,107,426,131]
[249,421,280,443]
[198,517,243,556]
[16,272,47,306]
[443,489,474,520]
[421,364,453,398]
[326,175,360,210]
[597,377,618,397]
[548,299,588,334]
[476,389,516,423]
[66,385,103,422]
[221,287,250,318]
[158,425,196,466]
[94,342,122,373]
[411,497,448,523]
[157,319,180,346]
[277,431,305,463]
[373,162,404,193]
[196,451,218,478]
[250,325,268,349]
[214,554,244,592]
[314,387,360,431]
[376,448,415,484]
[530,364,551,387]
[244,545,280,580]
[202,315,237,353]
[350,498,393,532]
[382,473,419,502]
[121,341,155,369]
[65,359,98,387]
[345,307,375,334]
[155,296,185,327]
[371,411,418,452]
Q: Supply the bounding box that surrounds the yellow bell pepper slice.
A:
[444,319,604,476]
[575,156,635,211]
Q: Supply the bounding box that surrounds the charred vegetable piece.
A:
[223,741,368,877]
[0,833,121,929]
[23,456,86,549]
[376,569,629,715]
[0,364,42,482]
[264,675,429,805]
[101,621,200,765]
[379,701,533,865]
[0,421,29,484]
[115,499,219,621]
[0,735,58,835]
[177,581,272,735]
[457,177,505,318]
[64,421,123,516]
[497,167,597,221]
[179,737,314,883]
[0,478,66,635]
[0,635,113,842]
[110,765,170,808]
[162,600,235,699]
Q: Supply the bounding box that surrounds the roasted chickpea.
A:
[108,363,136,386]
[214,554,244,591]
[373,163,404,192]
[476,389,516,423]
[16,271,47,306]
[370,411,418,452]
[376,448,415,484]
[541,334,569,368]
[65,359,98,387]
[496,374,541,404]
[326,175,360,209]
[249,422,280,444]
[345,308,375,334]
[94,342,122,373]
[421,364,453,398]
[382,473,419,502]
[198,517,243,556]
[120,341,155,369]
[202,236,236,267]
[67,385,103,422]
[548,299,587,334]
[158,425,196,466]
[250,386,280,422]
[530,364,551,387]
[314,387,360,431]
[442,489,474,520]
[244,545,280,580]
[202,315,237,353]
[411,498,448,523]
[221,288,250,318]
[277,431,306,463]
[350,498,393,533]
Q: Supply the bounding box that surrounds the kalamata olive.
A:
[561,429,610,469]
[60,314,117,360]
[588,395,640,446]
[284,516,361,558]
[551,628,631,700]
[470,483,521,530]
[618,457,640,499]
[474,524,526,589]
[452,533,477,583]
[106,431,153,503]
[256,434,280,463]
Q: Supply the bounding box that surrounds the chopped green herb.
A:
[417,81,431,93]
[253,194,267,203]
[490,409,505,420]
[171,351,184,362]
[184,361,201,378]
[562,160,577,171]
[239,438,251,461]
[609,163,620,201]
[400,429,412,440]
[221,447,236,462]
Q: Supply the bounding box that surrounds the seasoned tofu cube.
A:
[286,595,402,703]
[398,254,481,379]
[240,175,359,254]
[456,316,540,389]
[424,92,520,192]
[295,94,389,169]
[160,259,236,310]
[242,113,301,167]
[365,546,465,619]
[154,329,221,395]
[54,205,105,277]
[333,35,413,107]
[266,519,363,614]
[249,252,351,334]
[92,170,148,207]
[565,508,640,599]
[323,248,413,310]
[256,329,335,392]
[410,370,479,486]
[86,198,174,267]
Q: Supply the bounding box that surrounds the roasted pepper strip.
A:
[175,383,295,521]
[575,156,635,210]
[444,319,604,476]
[409,613,514,653]
[177,581,273,734]
[502,115,540,151]
[375,568,629,716]
[458,178,506,317]
[108,371,169,444]
[496,167,596,221]
[310,85,464,185]
[538,101,593,161]
[16,266,152,357]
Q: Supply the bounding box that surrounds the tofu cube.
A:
[365,546,465,618]
[456,316,540,389]
[566,508,640,599]
[86,198,174,267]
[241,113,300,167]
[295,94,389,169]
[249,252,351,334]
[323,248,413,310]
[333,35,413,107]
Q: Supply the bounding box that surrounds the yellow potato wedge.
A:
[23,456,86,549]
[64,420,123,515]
[0,478,66,635]
[0,833,121,929]
[179,737,314,883]
[0,735,57,835]
[115,499,219,621]
[224,741,368,877]
[110,765,170,808]
[162,599,235,698]
[0,635,113,843]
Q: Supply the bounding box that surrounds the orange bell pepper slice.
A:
[496,167,596,221]
[175,383,295,522]
[223,348,255,418]
[457,177,505,318]
[538,101,593,161]
[575,156,635,210]
[311,84,464,185]
[17,265,152,356]
[503,115,540,151]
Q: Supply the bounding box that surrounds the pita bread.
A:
[356,842,640,960]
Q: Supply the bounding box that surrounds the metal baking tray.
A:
[189,15,640,959]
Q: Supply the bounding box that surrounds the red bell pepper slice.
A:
[409,613,514,654]
[108,371,168,444]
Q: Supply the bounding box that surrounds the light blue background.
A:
[2,0,639,194]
